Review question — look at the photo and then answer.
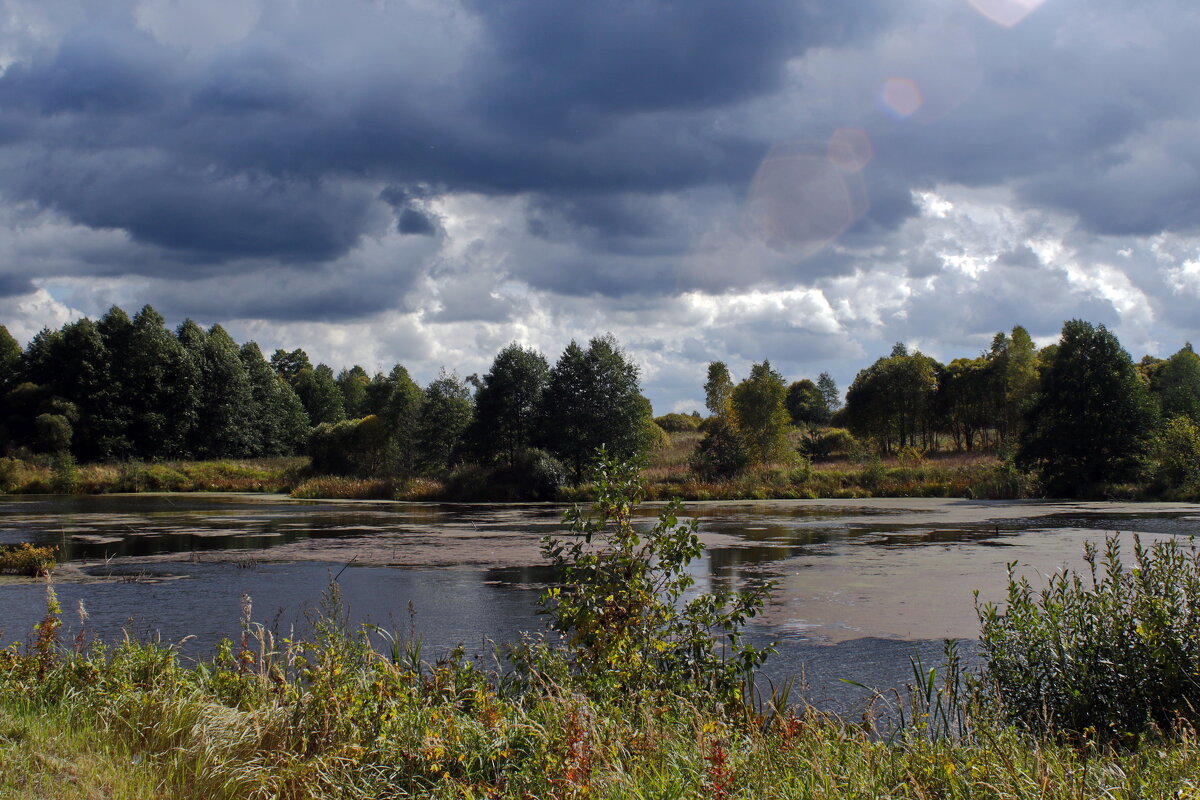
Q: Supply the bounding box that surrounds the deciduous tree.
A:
[1017,320,1158,496]
[731,361,792,465]
[473,343,550,466]
[539,336,649,481]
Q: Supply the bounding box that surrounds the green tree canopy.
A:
[731,361,792,464]
[270,348,312,383]
[123,306,200,459]
[539,336,649,481]
[1017,320,1158,496]
[988,325,1039,444]
[1153,344,1200,423]
[844,346,939,453]
[817,371,841,413]
[785,378,829,428]
[337,366,371,419]
[0,324,19,392]
[936,357,992,452]
[294,364,346,427]
[180,322,255,458]
[472,343,550,466]
[704,361,734,418]
[418,371,474,473]
[240,341,310,456]
[369,364,423,476]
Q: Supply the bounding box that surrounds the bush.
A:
[308,415,391,476]
[809,427,856,459]
[514,451,774,705]
[49,454,79,494]
[0,542,56,576]
[654,413,700,433]
[34,413,72,454]
[689,419,749,479]
[1153,416,1200,489]
[642,421,671,452]
[509,447,567,500]
[978,534,1200,740]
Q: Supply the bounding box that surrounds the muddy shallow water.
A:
[1,493,1197,711]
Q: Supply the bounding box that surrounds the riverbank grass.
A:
[5,602,1200,799]
[7,462,1200,797]
[0,703,167,799]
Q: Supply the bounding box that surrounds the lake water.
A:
[2,493,1198,713]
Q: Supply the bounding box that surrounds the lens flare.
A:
[881,77,922,117]
[744,139,869,258]
[968,0,1047,27]
[828,128,873,173]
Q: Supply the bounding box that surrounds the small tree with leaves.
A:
[520,451,774,705]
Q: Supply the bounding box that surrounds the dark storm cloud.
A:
[1,148,380,262]
[145,264,419,322]
[0,0,891,283]
[1,0,1199,327]
[0,274,34,298]
[465,0,884,132]
[855,0,1200,239]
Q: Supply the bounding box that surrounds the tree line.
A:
[3,307,1197,498]
[0,306,655,493]
[693,321,1200,497]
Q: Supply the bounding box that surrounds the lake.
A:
[2,493,1198,713]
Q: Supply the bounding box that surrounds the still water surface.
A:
[2,493,1198,712]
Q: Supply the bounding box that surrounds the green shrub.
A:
[1154,416,1200,489]
[642,421,671,452]
[0,542,56,576]
[654,413,700,433]
[978,534,1200,741]
[688,419,749,479]
[308,415,391,476]
[49,454,79,494]
[34,413,72,454]
[514,451,774,706]
[507,447,567,500]
[967,458,1036,500]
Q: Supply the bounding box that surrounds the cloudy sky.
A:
[1,0,1198,412]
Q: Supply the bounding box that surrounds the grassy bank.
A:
[0,455,306,495]
[3,590,1199,799]
[2,432,1191,502]
[7,472,1200,798]
[0,450,1021,502]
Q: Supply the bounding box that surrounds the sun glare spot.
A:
[828,128,874,173]
[744,139,870,259]
[881,77,922,118]
[967,0,1047,28]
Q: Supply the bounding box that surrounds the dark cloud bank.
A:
[0,0,1198,408]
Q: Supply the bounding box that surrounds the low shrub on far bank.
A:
[289,476,405,500]
[0,543,55,576]
[0,457,303,495]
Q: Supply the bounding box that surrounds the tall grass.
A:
[0,457,304,495]
[6,470,1200,797]
[4,585,1200,799]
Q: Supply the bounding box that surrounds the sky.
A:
[1,0,1199,413]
